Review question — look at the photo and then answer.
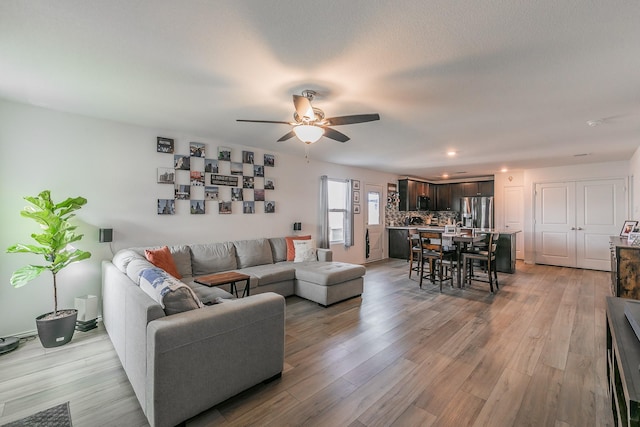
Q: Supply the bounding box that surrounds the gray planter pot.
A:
[35,309,77,348]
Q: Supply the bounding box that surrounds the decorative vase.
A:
[35,309,78,348]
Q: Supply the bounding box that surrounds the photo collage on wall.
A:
[156,137,276,215]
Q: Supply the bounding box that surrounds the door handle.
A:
[571,227,576,230]
[577,227,583,230]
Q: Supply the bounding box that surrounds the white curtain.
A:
[319,175,330,249]
[344,179,354,248]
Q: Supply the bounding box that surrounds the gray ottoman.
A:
[292,261,366,306]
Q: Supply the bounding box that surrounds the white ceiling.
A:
[2,1,639,180]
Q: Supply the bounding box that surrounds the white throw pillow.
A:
[293,239,317,262]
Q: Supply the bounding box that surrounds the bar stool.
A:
[408,228,421,278]
[419,230,456,291]
[462,232,499,293]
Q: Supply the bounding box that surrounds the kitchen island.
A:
[387,226,520,273]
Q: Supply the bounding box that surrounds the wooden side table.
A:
[194,271,251,298]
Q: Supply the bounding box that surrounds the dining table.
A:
[416,228,486,288]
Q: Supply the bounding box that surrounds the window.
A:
[328,179,348,243]
[368,191,380,225]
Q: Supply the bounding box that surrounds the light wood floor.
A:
[0,260,614,427]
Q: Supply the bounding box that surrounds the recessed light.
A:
[442,174,449,178]
[501,168,508,173]
[447,151,456,157]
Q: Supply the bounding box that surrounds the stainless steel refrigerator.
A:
[460,196,494,229]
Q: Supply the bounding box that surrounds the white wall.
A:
[0,99,397,336]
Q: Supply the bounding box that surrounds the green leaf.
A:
[6,243,51,255]
[10,265,48,287]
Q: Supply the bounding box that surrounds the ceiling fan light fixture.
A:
[293,125,324,144]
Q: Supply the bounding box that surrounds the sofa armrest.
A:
[145,292,285,427]
[317,248,332,262]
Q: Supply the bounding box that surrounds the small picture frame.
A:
[219,201,232,214]
[157,199,175,215]
[218,147,231,161]
[264,178,275,190]
[620,220,638,237]
[353,191,360,203]
[204,159,218,173]
[157,168,175,184]
[190,142,205,158]
[242,150,254,164]
[352,180,360,190]
[264,154,275,167]
[190,200,205,214]
[157,137,174,153]
[264,201,275,213]
[354,204,361,214]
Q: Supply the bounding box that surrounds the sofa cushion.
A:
[145,246,182,279]
[293,261,367,286]
[268,238,287,263]
[236,264,296,287]
[138,267,203,315]
[190,242,237,275]
[234,238,273,268]
[293,239,317,262]
[170,245,193,278]
[285,235,311,261]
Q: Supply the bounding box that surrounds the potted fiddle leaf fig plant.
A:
[7,190,92,348]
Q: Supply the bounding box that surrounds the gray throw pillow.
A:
[269,238,287,263]
[234,238,274,268]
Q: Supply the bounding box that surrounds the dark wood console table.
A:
[606,296,640,426]
[195,271,251,298]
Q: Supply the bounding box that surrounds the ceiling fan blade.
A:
[277,130,296,142]
[321,127,350,143]
[293,95,314,120]
[324,113,380,126]
[237,119,292,124]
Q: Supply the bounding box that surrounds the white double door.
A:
[534,178,627,270]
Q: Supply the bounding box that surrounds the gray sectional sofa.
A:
[101,237,365,427]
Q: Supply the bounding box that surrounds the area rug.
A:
[1,402,72,427]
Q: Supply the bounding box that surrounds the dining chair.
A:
[408,228,422,278]
[418,230,456,291]
[462,232,499,293]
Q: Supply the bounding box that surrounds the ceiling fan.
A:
[237,90,380,144]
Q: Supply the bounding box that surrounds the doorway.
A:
[534,178,626,270]
[364,183,384,262]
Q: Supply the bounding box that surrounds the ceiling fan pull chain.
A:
[305,145,310,163]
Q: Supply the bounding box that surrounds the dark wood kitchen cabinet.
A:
[389,228,410,259]
[398,179,430,211]
[433,180,495,212]
[434,184,451,210]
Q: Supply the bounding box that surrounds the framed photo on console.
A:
[620,220,638,237]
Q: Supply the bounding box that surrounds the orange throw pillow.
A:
[285,235,312,261]
[145,246,182,279]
